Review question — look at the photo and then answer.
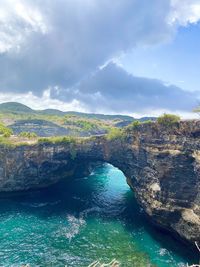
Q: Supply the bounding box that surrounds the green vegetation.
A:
[157,114,180,126]
[0,102,157,139]
[0,102,134,121]
[38,135,78,160]
[130,120,141,129]
[38,136,77,145]
[142,120,153,124]
[0,136,14,147]
[63,116,100,131]
[19,132,38,138]
[0,122,13,137]
[106,128,125,141]
[0,102,33,114]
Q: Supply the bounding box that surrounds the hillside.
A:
[0,102,134,121]
[0,102,156,137]
[0,102,33,114]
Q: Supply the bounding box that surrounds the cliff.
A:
[0,120,200,246]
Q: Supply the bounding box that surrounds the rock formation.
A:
[0,120,200,245]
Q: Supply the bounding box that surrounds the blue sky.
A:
[0,0,200,118]
[121,23,200,93]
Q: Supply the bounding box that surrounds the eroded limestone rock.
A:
[0,120,200,245]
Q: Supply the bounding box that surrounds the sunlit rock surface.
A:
[0,120,200,245]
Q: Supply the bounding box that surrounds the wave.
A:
[80,206,101,217]
[65,214,86,242]
[65,206,101,242]
[20,200,61,208]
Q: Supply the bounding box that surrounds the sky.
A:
[0,0,200,118]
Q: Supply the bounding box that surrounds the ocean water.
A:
[0,163,198,267]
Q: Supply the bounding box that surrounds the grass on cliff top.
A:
[38,136,78,145]
[106,128,126,141]
[0,111,114,136]
[0,114,182,147]
[157,114,180,126]
[0,135,38,147]
[0,134,93,148]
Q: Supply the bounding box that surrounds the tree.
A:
[19,132,38,138]
[0,122,13,137]
[157,114,180,126]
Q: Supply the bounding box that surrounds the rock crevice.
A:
[0,120,200,245]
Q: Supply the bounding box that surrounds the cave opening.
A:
[0,162,197,266]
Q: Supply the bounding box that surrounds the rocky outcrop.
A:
[10,119,70,137]
[0,120,200,245]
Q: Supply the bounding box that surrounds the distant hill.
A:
[0,102,156,137]
[38,108,135,121]
[10,119,70,137]
[0,102,156,122]
[0,102,33,114]
[0,102,133,120]
[37,109,66,116]
[64,111,134,121]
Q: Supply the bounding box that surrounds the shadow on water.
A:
[0,162,199,266]
[122,190,199,264]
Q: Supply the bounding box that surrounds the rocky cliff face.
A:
[0,120,200,246]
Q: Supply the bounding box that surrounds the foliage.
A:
[38,135,78,160]
[0,102,33,114]
[0,136,14,147]
[0,103,134,138]
[157,114,180,126]
[131,120,141,128]
[19,132,38,138]
[0,123,13,137]
[142,120,153,124]
[38,136,76,145]
[74,120,98,131]
[126,120,141,131]
[63,116,100,131]
[106,128,125,141]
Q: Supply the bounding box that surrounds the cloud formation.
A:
[0,0,199,114]
[169,0,200,25]
[0,0,47,53]
[51,63,198,114]
[0,0,173,93]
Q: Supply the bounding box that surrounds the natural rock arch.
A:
[0,121,200,245]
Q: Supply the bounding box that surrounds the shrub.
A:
[0,123,13,138]
[3,131,12,138]
[157,114,180,126]
[0,136,12,146]
[19,132,38,138]
[131,120,141,128]
[38,136,76,145]
[126,120,141,131]
[38,137,50,144]
[106,128,125,141]
[142,120,153,124]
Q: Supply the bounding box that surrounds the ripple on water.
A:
[0,163,197,267]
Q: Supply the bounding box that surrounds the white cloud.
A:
[0,89,198,119]
[0,89,87,112]
[0,0,199,115]
[0,0,47,53]
[169,0,200,25]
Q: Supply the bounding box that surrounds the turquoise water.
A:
[0,163,198,266]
